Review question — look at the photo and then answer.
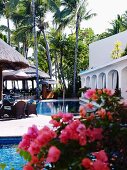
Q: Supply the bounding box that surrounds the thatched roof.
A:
[0,38,29,70]
[3,70,31,80]
[23,65,50,79]
[3,66,50,80]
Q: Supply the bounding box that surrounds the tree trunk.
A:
[54,52,60,86]
[0,67,3,100]
[7,17,10,45]
[32,0,39,99]
[73,14,80,97]
[60,48,66,90]
[42,29,52,79]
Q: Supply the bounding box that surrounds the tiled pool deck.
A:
[0,115,51,137]
[0,98,80,137]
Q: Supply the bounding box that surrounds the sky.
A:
[80,0,127,34]
[0,0,127,35]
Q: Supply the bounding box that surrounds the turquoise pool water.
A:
[37,100,80,115]
[0,137,26,170]
[0,144,26,170]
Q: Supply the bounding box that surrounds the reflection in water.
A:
[37,101,79,116]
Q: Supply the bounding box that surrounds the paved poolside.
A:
[0,115,51,137]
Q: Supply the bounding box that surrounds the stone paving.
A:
[0,115,51,137]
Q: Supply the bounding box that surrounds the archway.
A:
[108,70,119,89]
[91,75,97,89]
[98,73,106,89]
[86,76,90,88]
[121,67,127,98]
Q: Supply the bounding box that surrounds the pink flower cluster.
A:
[97,108,113,120]
[82,150,109,170]
[49,112,73,127]
[84,88,114,100]
[59,119,103,145]
[19,125,59,169]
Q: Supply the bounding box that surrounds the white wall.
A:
[89,30,127,68]
[80,57,127,98]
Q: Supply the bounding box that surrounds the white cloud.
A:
[81,0,127,34]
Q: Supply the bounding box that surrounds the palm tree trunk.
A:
[7,17,10,45]
[42,29,52,79]
[0,67,3,100]
[32,0,39,99]
[54,52,60,85]
[60,48,66,90]
[73,14,80,97]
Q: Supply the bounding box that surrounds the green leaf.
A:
[0,163,6,170]
[19,150,31,161]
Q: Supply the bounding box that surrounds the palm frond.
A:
[0,25,11,32]
[48,0,60,13]
[9,0,20,10]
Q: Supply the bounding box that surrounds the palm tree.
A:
[107,14,124,35]
[51,0,96,96]
[122,11,127,30]
[38,19,52,78]
[69,0,96,97]
[0,0,19,44]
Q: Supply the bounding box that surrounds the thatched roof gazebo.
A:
[0,38,29,100]
[23,65,50,79]
[3,70,31,80]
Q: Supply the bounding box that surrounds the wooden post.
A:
[0,68,3,100]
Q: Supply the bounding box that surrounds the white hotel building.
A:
[79,30,127,99]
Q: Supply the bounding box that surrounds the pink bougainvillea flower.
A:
[49,119,61,127]
[79,105,86,117]
[103,88,114,96]
[59,119,81,143]
[91,94,99,101]
[97,108,106,119]
[84,89,96,99]
[86,128,103,142]
[97,89,102,95]
[77,123,86,133]
[51,112,63,120]
[62,113,73,122]
[81,158,92,169]
[85,102,94,109]
[18,125,39,151]
[18,138,31,151]
[107,111,113,120]
[46,146,61,163]
[93,150,108,162]
[86,113,95,121]
[36,126,56,147]
[28,141,40,156]
[23,163,34,170]
[92,160,109,170]
[27,125,39,138]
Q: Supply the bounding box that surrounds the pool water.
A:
[37,100,80,116]
[0,144,26,170]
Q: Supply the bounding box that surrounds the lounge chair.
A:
[25,103,37,117]
[0,99,15,118]
[13,101,26,119]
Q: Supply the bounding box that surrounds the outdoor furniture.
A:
[25,103,37,117]
[0,99,15,118]
[13,101,26,119]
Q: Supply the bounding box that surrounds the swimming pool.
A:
[0,137,26,170]
[37,100,80,116]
